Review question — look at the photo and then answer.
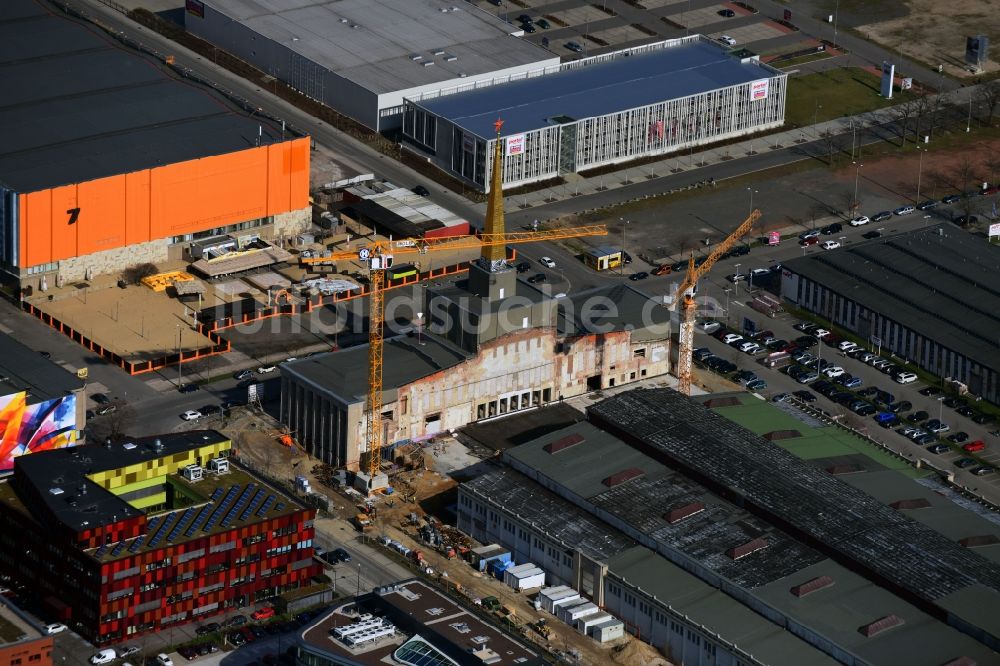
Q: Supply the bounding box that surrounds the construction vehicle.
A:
[300,118,607,490]
[480,596,501,612]
[674,210,761,396]
[353,513,372,531]
[532,618,552,640]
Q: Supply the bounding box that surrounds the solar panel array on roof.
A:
[147,512,177,549]
[204,485,240,532]
[167,507,196,542]
[240,489,267,522]
[185,503,215,538]
[127,536,146,554]
[256,495,277,517]
[588,389,1000,601]
[220,483,256,528]
[110,540,126,557]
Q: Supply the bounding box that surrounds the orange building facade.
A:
[15,137,309,270]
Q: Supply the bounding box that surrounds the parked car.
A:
[718,8,735,16]
[515,261,531,273]
[799,236,819,247]
[948,431,970,443]
[653,264,672,276]
[180,410,202,421]
[849,216,870,226]
[895,371,918,384]
[726,272,747,283]
[889,400,912,414]
[821,240,841,250]
[909,410,930,422]
[919,386,941,396]
[941,194,962,204]
[227,631,247,647]
[44,623,67,635]
[251,607,276,622]
[861,230,882,239]
[963,440,986,452]
[823,366,845,378]
[925,419,950,433]
[257,365,277,374]
[954,457,978,468]
[119,647,140,658]
[536,18,550,29]
[411,185,430,197]
[527,273,546,284]
[954,214,978,227]
[539,256,556,268]
[928,443,950,454]
[972,413,994,425]
[696,320,721,334]
[916,200,938,210]
[872,211,893,222]
[798,230,821,241]
[722,333,743,344]
[956,405,976,417]
[738,341,761,354]
[234,369,252,381]
[225,614,248,628]
[178,383,199,393]
[973,466,995,476]
[793,390,817,403]
[90,650,117,665]
[629,271,649,281]
[719,35,737,46]
[565,41,584,52]
[156,655,174,666]
[746,379,767,391]
[894,205,916,216]
[821,223,842,235]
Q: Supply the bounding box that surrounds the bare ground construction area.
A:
[856,0,998,78]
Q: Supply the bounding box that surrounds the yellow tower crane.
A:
[673,209,761,396]
[302,119,607,486]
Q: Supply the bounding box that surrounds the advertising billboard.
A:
[750,79,769,101]
[0,392,77,471]
[966,36,989,67]
[880,61,895,98]
[989,222,1000,239]
[505,134,525,156]
[768,231,781,246]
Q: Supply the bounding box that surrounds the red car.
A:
[799,236,819,247]
[251,607,275,621]
[963,441,986,453]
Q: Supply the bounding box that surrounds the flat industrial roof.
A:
[0,0,289,193]
[199,0,555,95]
[281,333,471,405]
[588,388,1000,646]
[782,224,1000,372]
[0,333,84,403]
[556,283,672,341]
[417,38,782,137]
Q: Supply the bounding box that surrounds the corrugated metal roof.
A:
[418,39,781,137]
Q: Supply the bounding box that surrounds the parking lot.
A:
[692,311,1000,499]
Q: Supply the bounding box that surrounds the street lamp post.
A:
[747,187,758,216]
[619,217,629,276]
[833,0,840,47]
[734,263,742,297]
[356,563,361,597]
[813,101,822,135]
[917,148,926,200]
[967,93,973,133]
[852,162,863,215]
[176,325,182,388]
[723,287,731,326]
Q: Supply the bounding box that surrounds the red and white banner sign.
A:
[750,79,770,101]
[505,134,525,156]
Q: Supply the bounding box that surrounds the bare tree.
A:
[894,99,920,147]
[952,156,982,221]
[978,79,1000,127]
[87,404,135,443]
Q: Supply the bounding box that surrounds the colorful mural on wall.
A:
[0,391,77,471]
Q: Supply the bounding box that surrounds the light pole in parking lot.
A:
[916,147,927,200]
[852,162,863,216]
[747,187,758,217]
[723,288,731,326]
[734,263,741,297]
[619,217,629,276]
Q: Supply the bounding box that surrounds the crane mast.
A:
[675,209,761,396]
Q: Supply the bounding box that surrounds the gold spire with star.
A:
[481,118,506,265]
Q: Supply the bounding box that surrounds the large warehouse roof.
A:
[418,38,782,137]
[588,388,1000,647]
[0,0,287,193]
[783,224,1000,372]
[199,0,555,95]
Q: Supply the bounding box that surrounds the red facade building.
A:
[0,431,321,644]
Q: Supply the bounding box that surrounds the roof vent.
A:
[432,49,446,56]
[858,614,904,638]
[791,575,834,598]
[603,468,644,488]
[410,54,423,61]
[444,54,458,62]
[422,61,435,67]
[351,24,360,29]
[545,433,584,454]
[727,537,768,560]
[49,487,64,496]
[665,502,704,524]
[123,442,137,450]
[339,17,348,23]
[153,439,164,453]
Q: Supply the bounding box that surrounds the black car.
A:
[793,390,817,403]
[200,405,222,416]
[412,185,430,197]
[916,200,938,211]
[527,273,546,284]
[861,230,882,239]
[954,457,978,468]
[942,194,962,204]
[718,8,735,16]
[622,251,633,264]
[39,350,51,359]
[956,405,976,417]
[515,261,531,273]
[918,386,941,396]
[872,211,892,222]
[517,13,532,23]
[92,393,110,405]
[954,215,978,227]
[928,443,950,454]
[909,410,930,422]
[794,335,818,348]
[226,614,248,627]
[178,383,200,393]
[821,222,842,235]
[942,396,963,408]
[332,547,351,563]
[520,21,536,33]
[227,631,247,647]
[178,646,199,661]
[629,271,649,281]
[972,413,995,425]
[727,245,750,257]
[889,400,912,413]
[948,431,970,443]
